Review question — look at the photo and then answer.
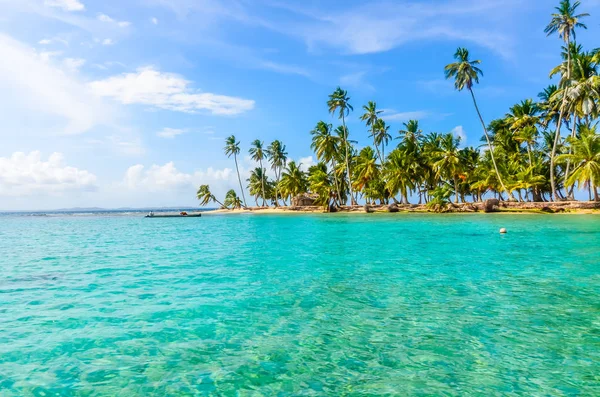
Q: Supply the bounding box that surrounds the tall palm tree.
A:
[360,101,384,162]
[310,121,342,204]
[445,47,514,200]
[224,135,247,208]
[266,140,288,206]
[432,133,463,204]
[398,120,423,144]
[196,184,225,208]
[353,146,379,194]
[506,99,540,166]
[249,139,267,206]
[327,87,356,205]
[557,126,600,201]
[545,0,589,200]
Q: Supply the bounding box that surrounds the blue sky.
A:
[1,0,599,210]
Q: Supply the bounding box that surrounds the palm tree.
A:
[506,99,541,166]
[279,161,308,202]
[373,118,391,163]
[433,133,463,204]
[360,101,384,162]
[445,47,514,200]
[247,167,270,206]
[266,140,288,206]
[545,0,589,200]
[327,87,356,205]
[353,146,379,194]
[557,127,600,201]
[196,184,225,208]
[224,135,247,208]
[224,189,243,209]
[249,139,267,206]
[308,162,333,208]
[310,121,342,204]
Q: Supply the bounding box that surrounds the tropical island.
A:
[198,0,599,214]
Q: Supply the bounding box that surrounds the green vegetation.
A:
[201,1,599,210]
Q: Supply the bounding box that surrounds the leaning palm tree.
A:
[196,184,225,208]
[545,0,589,200]
[224,189,243,209]
[327,87,356,205]
[557,127,600,201]
[372,118,391,163]
[224,135,247,208]
[266,140,288,206]
[445,47,514,200]
[249,139,267,207]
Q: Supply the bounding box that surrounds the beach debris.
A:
[364,204,374,213]
[499,228,507,234]
[388,203,399,213]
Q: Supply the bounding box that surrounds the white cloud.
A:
[0,33,112,135]
[298,156,316,172]
[98,13,131,28]
[381,109,428,121]
[124,162,195,191]
[63,57,86,71]
[39,39,52,45]
[39,50,63,62]
[102,39,114,46]
[90,67,255,115]
[97,14,114,23]
[0,151,96,196]
[157,127,187,139]
[151,17,159,25]
[44,0,85,12]
[451,125,467,144]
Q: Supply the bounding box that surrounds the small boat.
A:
[145,212,202,218]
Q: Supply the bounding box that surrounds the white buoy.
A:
[499,228,507,234]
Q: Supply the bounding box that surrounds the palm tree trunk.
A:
[331,160,342,207]
[564,116,578,200]
[454,176,459,204]
[212,197,226,209]
[274,168,280,207]
[594,182,599,202]
[588,182,592,201]
[259,159,267,207]
[234,155,247,208]
[469,87,514,201]
[341,114,356,206]
[526,143,533,167]
[550,35,572,202]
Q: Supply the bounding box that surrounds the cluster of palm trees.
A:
[198,0,599,210]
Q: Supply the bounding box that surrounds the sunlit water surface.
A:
[0,213,599,396]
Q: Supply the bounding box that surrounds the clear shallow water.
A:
[0,213,599,396]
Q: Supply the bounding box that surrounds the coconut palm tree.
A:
[360,101,384,162]
[445,47,514,201]
[196,184,225,208]
[372,118,391,163]
[266,140,288,206]
[431,133,463,204]
[545,0,589,200]
[310,121,342,204]
[224,135,247,208]
[224,189,243,209]
[557,126,600,201]
[353,146,379,194]
[279,161,308,202]
[327,87,356,205]
[398,120,423,144]
[249,139,268,206]
[247,167,270,206]
[308,162,333,208]
[506,99,541,166]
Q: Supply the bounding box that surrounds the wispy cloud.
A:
[157,127,187,139]
[381,109,428,121]
[44,0,85,12]
[340,71,374,91]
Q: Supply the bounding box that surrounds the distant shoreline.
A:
[204,201,600,215]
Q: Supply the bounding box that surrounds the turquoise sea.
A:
[0,213,599,396]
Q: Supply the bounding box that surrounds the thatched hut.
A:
[291,193,318,207]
